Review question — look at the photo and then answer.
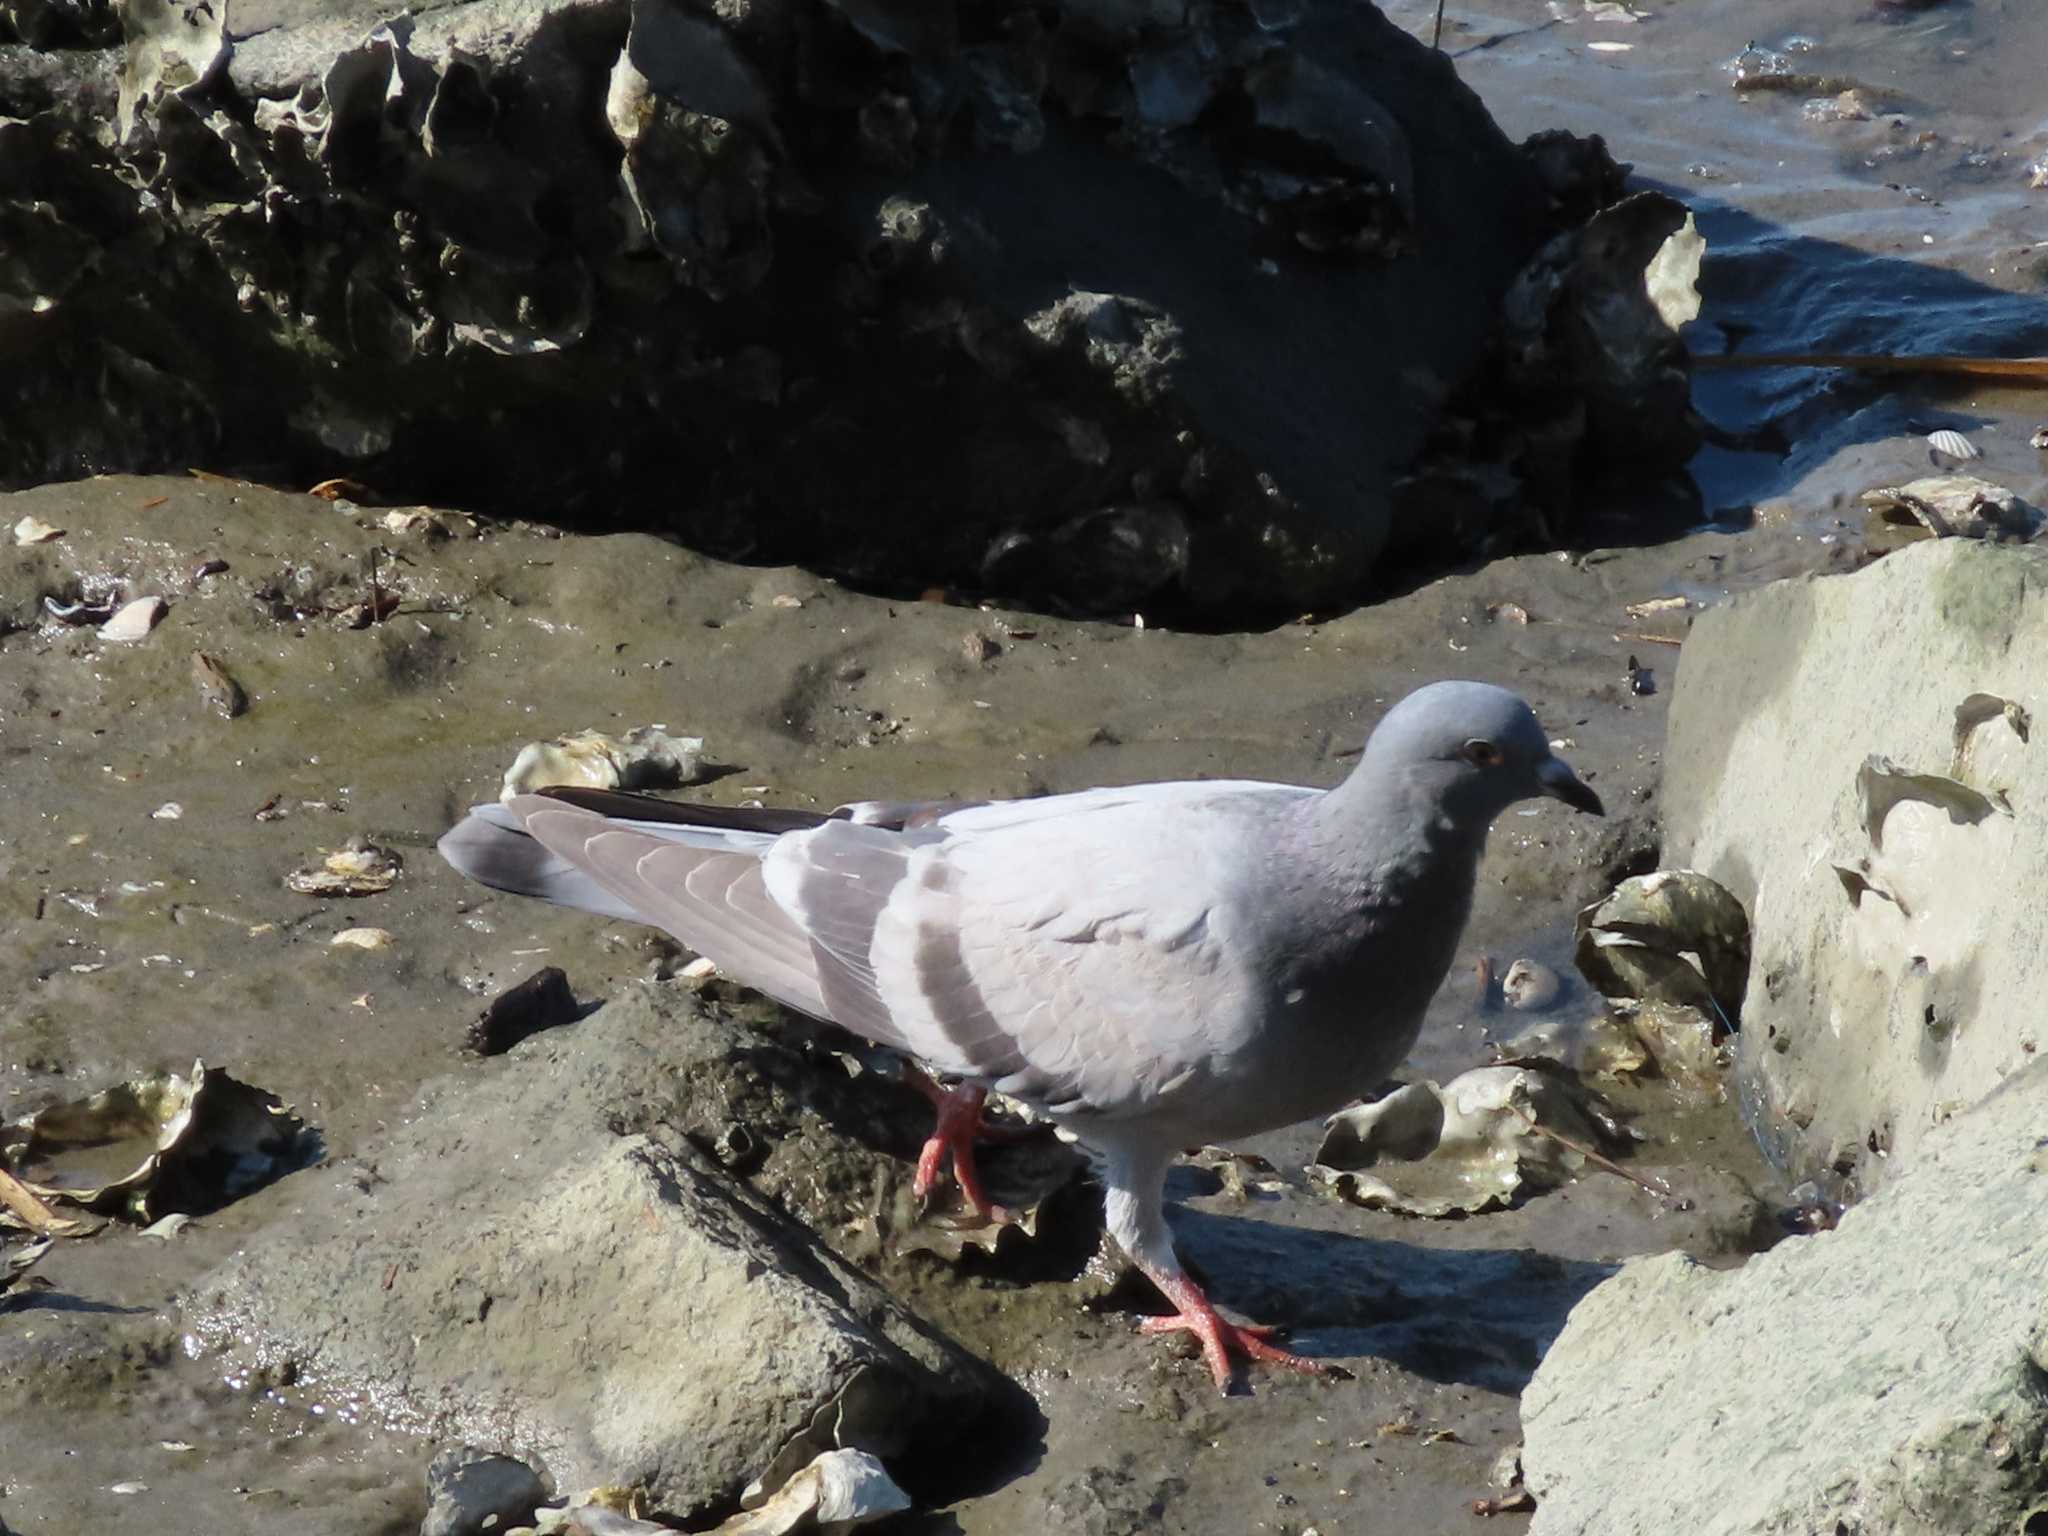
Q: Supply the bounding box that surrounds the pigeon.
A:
[438,680,1602,1391]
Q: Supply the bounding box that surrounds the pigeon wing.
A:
[764,790,1298,1121]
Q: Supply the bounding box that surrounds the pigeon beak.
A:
[1537,757,1604,816]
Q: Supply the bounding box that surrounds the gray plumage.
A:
[440,680,1601,1385]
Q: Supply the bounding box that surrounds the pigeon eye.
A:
[1462,739,1503,768]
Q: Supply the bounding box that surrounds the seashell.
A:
[1310,1065,1619,1217]
[1501,958,1563,1011]
[1926,429,1980,462]
[2030,425,2048,451]
[500,725,705,800]
[13,515,64,545]
[99,595,167,642]
[0,1062,313,1220]
[44,595,117,625]
[331,927,394,950]
[1575,869,1751,1019]
[285,839,402,897]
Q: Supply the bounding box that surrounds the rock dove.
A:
[439,680,1602,1391]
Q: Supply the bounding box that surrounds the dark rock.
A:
[0,0,1695,618]
[421,1448,549,1536]
[0,3,1695,618]
[466,965,582,1055]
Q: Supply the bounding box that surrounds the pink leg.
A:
[1136,1265,1328,1394]
[909,1081,1011,1223]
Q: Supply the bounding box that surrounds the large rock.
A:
[0,0,1691,617]
[1520,1059,2048,1536]
[181,990,1000,1521]
[1663,539,2048,1194]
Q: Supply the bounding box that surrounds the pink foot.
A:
[1140,1269,1328,1394]
[909,1081,1011,1224]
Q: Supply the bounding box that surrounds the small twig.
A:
[1692,352,2048,384]
[1433,0,1447,47]
[1614,630,1685,648]
[0,1166,94,1238]
[1507,1104,1690,1210]
[1474,954,1501,1011]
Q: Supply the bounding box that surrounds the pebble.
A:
[421,1448,548,1536]
[191,651,249,719]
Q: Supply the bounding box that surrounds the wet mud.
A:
[3,468,1811,1533]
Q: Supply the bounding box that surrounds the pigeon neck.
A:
[1305,751,1490,894]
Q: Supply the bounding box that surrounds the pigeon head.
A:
[1362,681,1603,824]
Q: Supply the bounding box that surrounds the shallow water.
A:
[1396,0,2048,521]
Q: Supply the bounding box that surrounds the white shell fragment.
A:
[99,595,168,642]
[1309,1066,1617,1218]
[722,1450,911,1535]
[1643,212,1705,331]
[500,726,706,801]
[2030,425,2048,451]
[1925,429,1980,462]
[152,802,184,820]
[1502,958,1564,1012]
[331,927,395,950]
[12,515,64,545]
[379,508,448,538]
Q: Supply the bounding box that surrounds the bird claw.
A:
[1139,1310,1328,1393]
[911,1083,1013,1224]
[1139,1271,1333,1394]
